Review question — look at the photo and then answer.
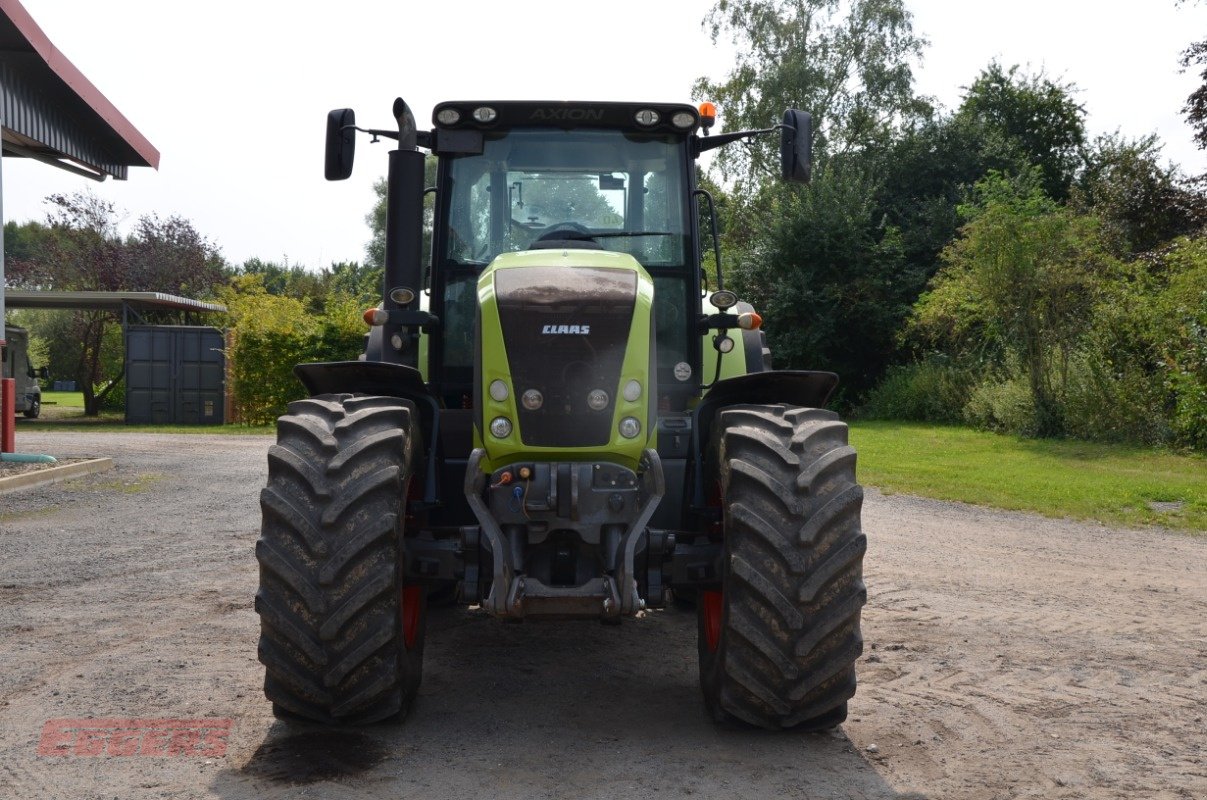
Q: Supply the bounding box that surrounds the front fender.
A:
[688,370,839,510]
[294,360,441,504]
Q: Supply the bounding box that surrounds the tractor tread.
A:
[256,393,424,726]
[699,403,866,730]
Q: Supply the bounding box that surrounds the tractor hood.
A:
[475,250,655,470]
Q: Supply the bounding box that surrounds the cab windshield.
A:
[443,129,689,268]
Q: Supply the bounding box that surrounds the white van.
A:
[2,325,45,418]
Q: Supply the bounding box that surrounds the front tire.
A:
[698,404,866,730]
[256,393,426,725]
[23,398,40,419]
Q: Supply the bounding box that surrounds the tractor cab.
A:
[428,102,703,416]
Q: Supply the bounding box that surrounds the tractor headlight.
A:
[618,417,641,439]
[521,389,543,410]
[489,416,512,438]
[634,109,660,126]
[622,380,642,403]
[489,380,509,402]
[587,389,610,411]
[671,111,696,129]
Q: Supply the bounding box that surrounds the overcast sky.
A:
[4,0,1206,272]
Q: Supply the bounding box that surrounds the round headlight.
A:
[709,289,739,310]
[716,335,735,353]
[618,417,642,439]
[436,108,461,125]
[587,389,609,411]
[489,380,509,402]
[623,379,642,403]
[473,106,498,123]
[521,389,543,410]
[389,286,417,306]
[489,416,512,438]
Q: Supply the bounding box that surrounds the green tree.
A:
[3,220,56,265]
[732,164,909,401]
[913,172,1120,435]
[955,63,1086,202]
[365,155,439,275]
[1150,238,1207,447]
[1073,133,1205,255]
[237,257,329,312]
[694,0,928,184]
[1181,37,1207,158]
[692,0,928,401]
[326,260,381,306]
[869,112,1022,298]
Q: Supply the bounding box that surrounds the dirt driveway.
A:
[0,432,1203,799]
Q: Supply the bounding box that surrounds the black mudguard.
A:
[294,360,442,504]
[688,369,840,510]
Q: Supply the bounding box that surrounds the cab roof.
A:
[432,101,700,134]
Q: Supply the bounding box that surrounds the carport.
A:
[0,0,159,449]
[5,290,227,424]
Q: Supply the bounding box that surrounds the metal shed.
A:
[4,290,227,424]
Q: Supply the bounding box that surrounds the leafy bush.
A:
[1150,239,1207,448]
[219,276,366,425]
[858,357,975,423]
[1059,352,1169,445]
[962,373,1038,434]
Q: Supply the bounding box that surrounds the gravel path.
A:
[0,432,1202,799]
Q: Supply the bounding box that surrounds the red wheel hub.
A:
[702,590,723,653]
[401,585,422,649]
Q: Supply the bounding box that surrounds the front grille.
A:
[495,266,636,447]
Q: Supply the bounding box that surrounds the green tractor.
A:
[255,97,866,730]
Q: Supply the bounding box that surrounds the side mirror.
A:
[39,366,49,380]
[780,109,812,184]
[325,108,357,180]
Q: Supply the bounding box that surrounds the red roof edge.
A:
[0,0,160,171]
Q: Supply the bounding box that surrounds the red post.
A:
[1,377,14,453]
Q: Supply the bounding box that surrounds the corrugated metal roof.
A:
[4,290,226,314]
[0,0,160,178]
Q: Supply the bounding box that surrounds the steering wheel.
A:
[534,222,595,242]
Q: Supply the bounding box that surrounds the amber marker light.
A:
[737,311,763,330]
[698,101,717,129]
[363,308,388,326]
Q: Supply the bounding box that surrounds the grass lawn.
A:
[850,421,1207,531]
[40,390,84,409]
[25,391,272,434]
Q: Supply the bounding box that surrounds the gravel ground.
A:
[0,431,1203,800]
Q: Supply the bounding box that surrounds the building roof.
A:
[0,0,160,180]
[4,290,225,314]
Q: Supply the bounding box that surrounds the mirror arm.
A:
[343,126,433,149]
[349,126,398,142]
[692,126,777,156]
